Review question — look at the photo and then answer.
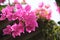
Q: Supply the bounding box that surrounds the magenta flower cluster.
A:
[0,3,38,38]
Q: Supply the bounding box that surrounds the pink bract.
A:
[57,7,60,13]
[35,3,52,20]
[3,25,12,35]
[23,11,38,33]
[11,23,24,38]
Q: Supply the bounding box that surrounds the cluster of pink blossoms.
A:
[35,2,51,20]
[0,3,38,38]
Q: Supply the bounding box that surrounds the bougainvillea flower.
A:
[46,12,51,20]
[11,23,24,38]
[1,5,14,13]
[0,5,17,21]
[35,3,51,20]
[15,3,22,9]
[22,11,38,33]
[45,5,50,9]
[0,0,5,3]
[0,14,6,20]
[6,12,18,21]
[0,5,14,21]
[14,0,19,4]
[26,21,38,33]
[25,5,31,12]
[39,8,51,20]
[3,25,12,35]
[57,7,60,13]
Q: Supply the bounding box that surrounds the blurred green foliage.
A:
[53,25,60,40]
[0,5,6,11]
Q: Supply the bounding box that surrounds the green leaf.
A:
[0,5,6,11]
